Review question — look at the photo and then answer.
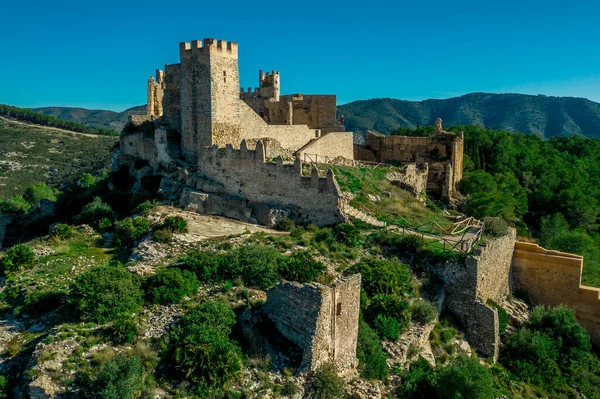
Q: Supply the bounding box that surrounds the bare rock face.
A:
[382,320,437,370]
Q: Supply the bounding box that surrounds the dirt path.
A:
[0,116,107,138]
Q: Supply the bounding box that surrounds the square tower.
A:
[179,38,241,163]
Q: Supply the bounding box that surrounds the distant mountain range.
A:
[34,105,145,132]
[34,93,600,139]
[338,93,600,139]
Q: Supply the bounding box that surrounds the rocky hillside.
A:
[34,105,146,132]
[338,93,600,139]
[0,117,116,198]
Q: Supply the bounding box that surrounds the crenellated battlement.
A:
[179,38,239,59]
[197,139,342,204]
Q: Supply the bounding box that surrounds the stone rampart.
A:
[196,139,344,226]
[263,274,361,371]
[512,242,600,345]
[434,229,516,360]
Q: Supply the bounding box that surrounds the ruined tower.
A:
[147,69,165,117]
[258,70,280,101]
[179,38,241,163]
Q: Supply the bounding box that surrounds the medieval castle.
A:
[119,37,600,368]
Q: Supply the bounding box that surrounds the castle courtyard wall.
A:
[298,131,354,161]
[512,242,600,345]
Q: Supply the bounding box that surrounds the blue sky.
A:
[1,0,599,111]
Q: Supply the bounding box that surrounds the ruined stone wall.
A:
[147,70,165,117]
[239,101,320,153]
[387,164,429,199]
[119,128,179,169]
[265,94,339,130]
[512,242,600,345]
[433,229,516,360]
[263,275,360,371]
[298,131,354,161]
[163,63,181,131]
[196,140,344,226]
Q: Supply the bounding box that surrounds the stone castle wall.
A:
[297,131,355,161]
[512,242,600,344]
[434,229,516,360]
[196,140,344,226]
[263,274,361,371]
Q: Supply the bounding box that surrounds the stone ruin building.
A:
[262,275,361,371]
[119,37,466,229]
[354,118,464,201]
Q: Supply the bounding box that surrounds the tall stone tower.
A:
[179,38,241,163]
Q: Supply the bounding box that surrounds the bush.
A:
[307,363,347,399]
[153,228,173,243]
[181,250,228,282]
[399,358,437,399]
[356,318,388,380]
[436,355,495,399]
[483,217,509,237]
[109,313,138,344]
[0,375,7,399]
[94,355,147,399]
[367,294,411,339]
[166,300,242,387]
[78,173,95,188]
[314,228,336,247]
[411,300,437,324]
[75,197,113,227]
[278,250,326,283]
[146,268,199,304]
[133,199,160,215]
[98,217,112,231]
[24,289,66,315]
[334,223,360,247]
[114,217,152,245]
[347,257,413,297]
[51,223,74,241]
[0,196,31,215]
[161,215,188,233]
[1,244,36,273]
[228,245,283,289]
[70,266,144,323]
[23,183,58,207]
[274,218,295,232]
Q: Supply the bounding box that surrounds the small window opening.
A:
[336,303,342,316]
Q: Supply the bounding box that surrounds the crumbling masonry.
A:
[263,275,361,371]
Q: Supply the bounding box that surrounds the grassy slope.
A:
[0,117,117,198]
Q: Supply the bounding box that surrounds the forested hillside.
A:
[34,105,145,132]
[339,93,600,139]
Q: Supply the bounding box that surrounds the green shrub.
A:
[153,228,173,243]
[23,183,58,207]
[133,199,160,214]
[347,257,413,296]
[24,289,66,315]
[483,217,509,237]
[1,244,36,273]
[69,266,144,323]
[181,250,228,282]
[75,197,113,227]
[356,318,388,380]
[146,268,199,304]
[307,363,347,399]
[274,218,295,232]
[78,173,95,188]
[411,300,437,324]
[98,217,112,231]
[162,215,188,233]
[110,313,138,344]
[114,216,152,245]
[0,196,31,215]
[278,250,326,283]
[333,223,360,247]
[94,355,149,399]
[51,223,74,241]
[314,228,336,246]
[486,299,509,333]
[166,299,242,387]
[0,375,8,399]
[398,358,437,399]
[436,355,495,399]
[373,314,401,340]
